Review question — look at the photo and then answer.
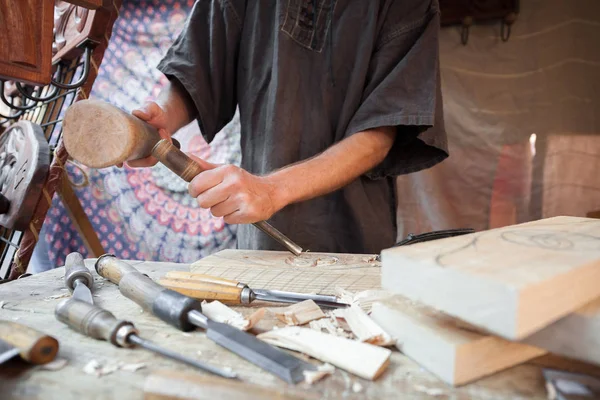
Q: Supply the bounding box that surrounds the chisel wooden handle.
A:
[151,139,303,257]
[164,271,246,288]
[159,278,244,304]
[0,321,59,364]
[64,252,93,292]
[95,255,203,331]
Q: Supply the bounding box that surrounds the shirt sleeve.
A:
[345,0,448,179]
[156,0,244,143]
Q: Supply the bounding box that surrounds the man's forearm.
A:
[155,79,196,134]
[267,126,396,210]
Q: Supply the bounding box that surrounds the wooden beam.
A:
[370,296,546,386]
[57,175,104,257]
[380,216,600,340]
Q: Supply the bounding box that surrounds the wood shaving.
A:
[413,385,444,396]
[309,314,353,339]
[201,300,265,331]
[273,300,325,326]
[182,333,193,337]
[43,293,71,301]
[335,288,395,313]
[303,363,335,384]
[120,362,146,372]
[40,358,68,371]
[334,305,393,346]
[0,301,5,309]
[352,382,363,393]
[545,381,557,400]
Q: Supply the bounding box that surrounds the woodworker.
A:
[125,0,448,254]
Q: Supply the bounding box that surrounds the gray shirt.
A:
[157,0,448,254]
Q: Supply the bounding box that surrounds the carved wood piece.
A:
[53,2,90,57]
[0,121,50,230]
[0,0,55,85]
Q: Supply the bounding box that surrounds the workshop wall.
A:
[395,0,600,239]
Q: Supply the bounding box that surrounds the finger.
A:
[158,128,171,141]
[188,153,218,171]
[132,106,151,121]
[209,198,239,218]
[125,156,158,168]
[195,186,230,209]
[189,169,225,198]
[223,210,249,225]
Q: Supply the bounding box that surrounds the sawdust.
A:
[303,363,335,384]
[120,362,146,372]
[43,293,71,301]
[40,358,68,371]
[413,384,445,396]
[83,360,146,376]
[352,382,363,393]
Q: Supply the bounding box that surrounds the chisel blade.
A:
[72,280,94,304]
[203,319,315,384]
[0,339,20,364]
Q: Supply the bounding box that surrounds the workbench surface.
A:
[0,252,549,399]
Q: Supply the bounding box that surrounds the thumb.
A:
[187,153,218,171]
[132,101,159,122]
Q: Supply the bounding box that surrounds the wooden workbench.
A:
[0,251,549,399]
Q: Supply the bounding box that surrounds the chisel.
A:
[94,254,317,384]
[0,320,59,365]
[58,251,235,379]
[158,271,350,309]
[54,298,236,379]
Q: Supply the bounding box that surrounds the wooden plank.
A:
[380,216,600,340]
[524,298,600,366]
[0,260,550,399]
[0,0,54,85]
[370,296,547,386]
[190,250,381,294]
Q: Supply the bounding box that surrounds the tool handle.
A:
[158,278,244,304]
[164,271,245,288]
[151,139,303,256]
[55,298,136,347]
[0,321,59,364]
[64,252,94,292]
[95,255,203,331]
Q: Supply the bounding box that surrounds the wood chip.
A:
[303,363,335,384]
[258,326,391,380]
[201,300,265,331]
[334,305,393,346]
[309,314,353,339]
[40,358,68,371]
[273,300,325,326]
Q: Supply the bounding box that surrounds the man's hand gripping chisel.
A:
[55,252,236,379]
[159,271,350,309]
[95,254,318,384]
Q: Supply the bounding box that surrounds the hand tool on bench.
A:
[0,321,59,365]
[158,271,350,309]
[62,99,303,256]
[56,253,236,379]
[95,254,318,384]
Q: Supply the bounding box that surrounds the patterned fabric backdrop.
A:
[30,0,242,272]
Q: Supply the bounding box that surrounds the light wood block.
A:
[380,216,600,339]
[524,298,600,366]
[370,296,547,386]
